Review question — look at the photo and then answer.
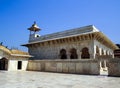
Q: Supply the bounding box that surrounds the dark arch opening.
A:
[106,51,108,56]
[70,48,78,59]
[96,46,100,55]
[81,47,90,59]
[0,57,8,70]
[96,46,100,58]
[60,49,67,59]
[102,49,104,55]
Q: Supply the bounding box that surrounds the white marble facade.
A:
[22,25,117,60]
[0,45,30,71]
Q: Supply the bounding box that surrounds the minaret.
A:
[28,22,41,42]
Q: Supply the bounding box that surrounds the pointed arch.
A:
[81,47,90,59]
[60,49,67,59]
[70,48,78,59]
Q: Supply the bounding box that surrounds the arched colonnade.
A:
[60,47,90,59]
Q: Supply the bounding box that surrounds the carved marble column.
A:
[77,50,81,59]
[67,51,70,59]
[103,60,107,71]
[99,48,102,56]
[112,53,114,58]
[90,54,94,59]
[100,61,103,70]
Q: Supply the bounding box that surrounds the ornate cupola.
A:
[28,21,41,34]
[28,22,41,42]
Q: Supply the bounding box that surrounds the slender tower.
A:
[28,22,41,42]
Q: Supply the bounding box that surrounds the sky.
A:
[0,0,120,51]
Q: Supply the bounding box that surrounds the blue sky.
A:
[0,0,120,51]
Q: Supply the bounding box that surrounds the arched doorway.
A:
[0,57,8,70]
[81,47,90,59]
[60,49,67,59]
[70,48,78,59]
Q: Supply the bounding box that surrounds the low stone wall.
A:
[108,58,120,77]
[27,59,100,75]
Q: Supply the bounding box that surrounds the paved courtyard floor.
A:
[0,71,120,88]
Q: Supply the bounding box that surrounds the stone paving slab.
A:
[0,71,120,88]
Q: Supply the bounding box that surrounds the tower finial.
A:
[34,21,36,24]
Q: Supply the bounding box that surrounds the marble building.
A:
[0,44,31,71]
[22,22,118,60]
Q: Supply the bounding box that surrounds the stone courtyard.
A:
[0,71,120,88]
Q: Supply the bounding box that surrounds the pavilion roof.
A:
[29,25,98,42]
[22,25,118,50]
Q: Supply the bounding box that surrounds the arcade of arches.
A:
[96,46,113,58]
[95,46,114,71]
[59,46,113,59]
[60,47,90,59]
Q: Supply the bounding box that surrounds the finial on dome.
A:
[34,21,36,24]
